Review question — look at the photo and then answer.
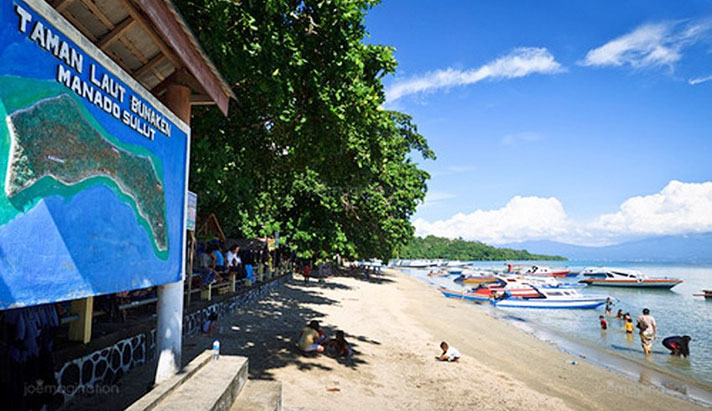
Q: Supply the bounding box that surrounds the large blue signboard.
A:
[0,0,190,308]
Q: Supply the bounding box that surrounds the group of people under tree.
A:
[194,239,293,288]
[600,303,692,358]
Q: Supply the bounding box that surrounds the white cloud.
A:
[689,74,712,85]
[414,181,712,245]
[414,196,570,244]
[581,20,711,69]
[420,191,456,209]
[591,180,712,235]
[386,47,564,102]
[501,131,543,146]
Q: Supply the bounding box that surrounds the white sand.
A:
[200,268,706,410]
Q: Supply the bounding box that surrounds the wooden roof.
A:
[49,0,234,115]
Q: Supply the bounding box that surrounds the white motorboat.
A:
[579,267,682,289]
[491,287,608,309]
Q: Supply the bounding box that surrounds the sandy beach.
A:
[179,268,705,410]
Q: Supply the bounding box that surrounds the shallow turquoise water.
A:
[402,261,712,385]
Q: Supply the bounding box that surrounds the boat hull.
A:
[492,299,606,309]
[460,276,498,284]
[440,288,489,302]
[579,279,682,289]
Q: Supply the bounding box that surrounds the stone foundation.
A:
[54,273,291,405]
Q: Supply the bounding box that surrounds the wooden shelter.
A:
[48,0,235,115]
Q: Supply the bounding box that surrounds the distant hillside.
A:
[504,233,712,262]
[399,235,566,261]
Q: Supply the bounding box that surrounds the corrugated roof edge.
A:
[163,0,236,102]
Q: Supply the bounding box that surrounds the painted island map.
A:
[0,1,189,309]
[6,94,168,250]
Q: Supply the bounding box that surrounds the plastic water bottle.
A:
[212,339,220,360]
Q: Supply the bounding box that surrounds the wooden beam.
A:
[59,9,98,41]
[189,94,214,105]
[54,0,76,13]
[117,0,181,70]
[79,0,115,30]
[68,297,94,344]
[134,53,165,79]
[120,36,148,65]
[135,0,231,115]
[98,17,135,50]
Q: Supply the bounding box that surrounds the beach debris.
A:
[327,387,341,392]
[569,360,578,365]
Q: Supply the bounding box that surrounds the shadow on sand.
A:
[210,276,388,379]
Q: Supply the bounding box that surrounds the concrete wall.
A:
[53,274,291,405]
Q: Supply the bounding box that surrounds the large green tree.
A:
[175,0,433,261]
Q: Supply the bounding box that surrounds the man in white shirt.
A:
[636,308,657,355]
[437,341,461,362]
[226,245,242,268]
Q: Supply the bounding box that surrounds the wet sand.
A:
[192,268,706,410]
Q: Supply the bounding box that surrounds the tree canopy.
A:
[398,236,567,261]
[175,0,433,261]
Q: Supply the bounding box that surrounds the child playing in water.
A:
[624,318,634,334]
[599,315,608,330]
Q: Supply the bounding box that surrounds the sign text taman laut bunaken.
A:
[14,5,171,141]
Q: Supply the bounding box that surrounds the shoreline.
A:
[387,268,710,410]
[406,269,712,407]
[68,267,711,410]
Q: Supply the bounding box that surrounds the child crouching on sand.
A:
[437,341,460,362]
[326,330,353,361]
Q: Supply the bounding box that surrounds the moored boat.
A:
[522,265,573,278]
[693,289,712,299]
[491,287,608,309]
[578,268,683,289]
[453,273,499,285]
[439,287,490,302]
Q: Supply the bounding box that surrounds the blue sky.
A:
[366,0,712,245]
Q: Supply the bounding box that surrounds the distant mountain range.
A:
[503,233,712,263]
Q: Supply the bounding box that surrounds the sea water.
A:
[402,261,712,386]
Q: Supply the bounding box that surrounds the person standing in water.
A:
[624,317,634,334]
[604,297,613,315]
[636,308,657,355]
[599,315,608,330]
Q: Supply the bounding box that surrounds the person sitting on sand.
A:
[662,335,691,357]
[327,330,353,361]
[297,320,325,354]
[437,341,460,362]
[624,317,634,334]
[599,315,608,330]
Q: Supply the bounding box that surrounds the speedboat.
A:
[427,269,449,277]
[439,287,490,302]
[578,268,682,289]
[467,277,545,298]
[491,287,608,309]
[453,272,498,285]
[521,265,573,278]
